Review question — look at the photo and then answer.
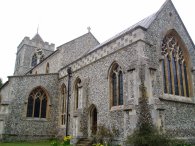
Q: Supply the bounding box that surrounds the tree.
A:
[0,78,2,88]
[126,63,186,146]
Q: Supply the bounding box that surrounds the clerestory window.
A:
[161,32,190,97]
[109,63,123,107]
[26,87,48,118]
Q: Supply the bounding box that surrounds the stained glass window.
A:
[184,63,189,97]
[26,87,48,118]
[172,55,179,95]
[75,78,81,110]
[112,73,117,106]
[119,71,123,105]
[161,33,190,97]
[61,84,66,125]
[110,63,124,107]
[162,59,167,93]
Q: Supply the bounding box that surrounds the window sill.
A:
[25,117,48,121]
[110,105,124,111]
[160,94,195,104]
[60,125,66,128]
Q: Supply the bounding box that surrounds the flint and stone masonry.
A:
[0,0,195,144]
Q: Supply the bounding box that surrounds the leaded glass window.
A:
[161,33,190,97]
[75,78,81,110]
[26,87,48,118]
[61,84,66,125]
[110,63,124,107]
[112,73,117,106]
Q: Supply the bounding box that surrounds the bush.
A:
[92,124,118,145]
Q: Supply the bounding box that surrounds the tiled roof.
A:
[87,0,170,54]
[87,13,157,54]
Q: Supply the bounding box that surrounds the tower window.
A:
[31,54,37,67]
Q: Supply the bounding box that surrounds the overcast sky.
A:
[0,0,194,82]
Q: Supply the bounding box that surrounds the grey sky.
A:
[0,0,194,82]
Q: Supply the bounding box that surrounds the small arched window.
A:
[74,78,81,110]
[46,63,50,74]
[61,84,66,125]
[40,54,44,62]
[26,87,48,118]
[161,31,191,97]
[109,63,123,107]
[31,54,37,67]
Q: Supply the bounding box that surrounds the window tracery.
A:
[110,63,123,107]
[26,87,48,118]
[161,33,190,97]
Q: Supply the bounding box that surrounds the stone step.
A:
[76,138,92,146]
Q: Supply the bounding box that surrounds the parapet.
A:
[17,35,55,52]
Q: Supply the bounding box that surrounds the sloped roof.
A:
[87,0,171,54]
[88,13,157,54]
[32,33,44,43]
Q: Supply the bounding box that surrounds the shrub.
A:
[92,124,118,145]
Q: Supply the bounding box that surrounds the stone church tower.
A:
[0,0,195,145]
[14,33,55,75]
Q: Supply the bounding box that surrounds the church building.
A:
[0,0,195,144]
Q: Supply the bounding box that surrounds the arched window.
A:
[40,54,44,62]
[46,63,49,74]
[109,63,124,107]
[161,32,191,97]
[74,78,81,110]
[26,87,48,118]
[61,84,66,125]
[31,54,37,67]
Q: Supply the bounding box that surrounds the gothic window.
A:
[26,87,48,118]
[74,78,82,110]
[161,32,191,97]
[61,84,66,125]
[109,63,124,107]
[31,54,37,67]
[46,63,50,74]
[40,54,44,62]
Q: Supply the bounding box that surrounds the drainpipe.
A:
[66,67,72,136]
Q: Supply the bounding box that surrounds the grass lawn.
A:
[0,141,51,146]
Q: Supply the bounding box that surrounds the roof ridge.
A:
[86,0,170,54]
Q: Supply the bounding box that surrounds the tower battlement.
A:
[17,35,55,53]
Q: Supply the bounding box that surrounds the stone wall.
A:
[59,42,143,143]
[31,50,60,75]
[30,32,99,75]
[145,0,195,142]
[2,74,59,141]
[14,45,54,75]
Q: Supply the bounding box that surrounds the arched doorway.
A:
[88,105,97,136]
